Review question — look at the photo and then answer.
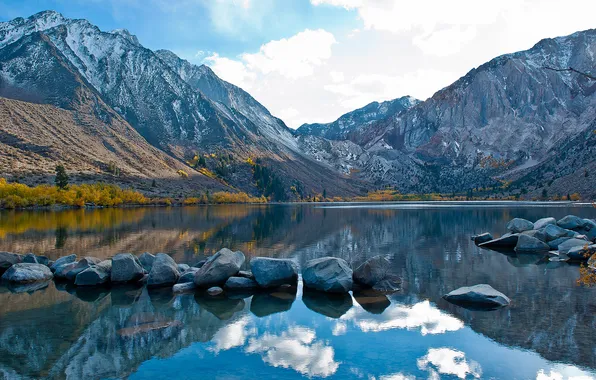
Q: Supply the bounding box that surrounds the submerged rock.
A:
[112,253,145,283]
[443,284,510,310]
[0,252,23,270]
[224,276,259,290]
[533,217,556,230]
[506,218,534,233]
[250,257,298,288]
[515,234,550,253]
[75,260,112,286]
[1,263,53,283]
[472,233,493,245]
[557,215,586,230]
[194,248,245,287]
[138,252,156,272]
[303,257,353,293]
[147,253,180,288]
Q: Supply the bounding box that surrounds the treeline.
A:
[183,192,267,205]
[251,159,287,201]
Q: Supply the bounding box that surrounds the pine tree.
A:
[55,165,69,190]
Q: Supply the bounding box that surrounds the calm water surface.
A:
[1,203,596,379]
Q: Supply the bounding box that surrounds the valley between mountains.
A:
[0,11,595,201]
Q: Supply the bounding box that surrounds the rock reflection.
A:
[342,300,463,335]
[417,348,482,379]
[250,287,296,317]
[111,285,144,307]
[353,289,391,314]
[303,290,352,318]
[194,293,245,320]
[6,280,50,294]
[245,326,339,378]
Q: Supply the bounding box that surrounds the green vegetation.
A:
[252,159,287,201]
[54,165,69,189]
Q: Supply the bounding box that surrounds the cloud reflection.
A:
[342,300,463,335]
[209,316,255,353]
[417,348,482,379]
[245,326,339,377]
[537,366,596,380]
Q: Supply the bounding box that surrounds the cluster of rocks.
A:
[1,248,401,297]
[473,215,596,264]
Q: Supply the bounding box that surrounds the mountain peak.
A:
[28,10,67,28]
[110,28,140,45]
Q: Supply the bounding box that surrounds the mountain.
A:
[300,29,596,197]
[296,96,419,140]
[0,11,360,199]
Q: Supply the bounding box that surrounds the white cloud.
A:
[380,374,416,380]
[417,348,482,379]
[203,53,256,89]
[331,322,347,336]
[245,326,339,378]
[536,365,596,380]
[242,29,336,79]
[330,71,345,83]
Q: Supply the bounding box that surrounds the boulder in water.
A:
[1,263,53,283]
[472,233,493,245]
[194,248,245,287]
[75,260,112,286]
[0,252,23,271]
[534,217,556,230]
[65,257,102,281]
[353,255,400,292]
[224,276,259,290]
[147,253,180,288]
[478,234,519,249]
[543,225,576,241]
[303,257,353,293]
[177,267,199,284]
[138,252,156,272]
[558,238,590,254]
[557,215,586,230]
[506,218,534,233]
[515,234,550,253]
[207,286,224,296]
[443,284,510,310]
[250,257,298,288]
[50,254,77,273]
[567,244,596,261]
[173,282,197,293]
[111,253,145,283]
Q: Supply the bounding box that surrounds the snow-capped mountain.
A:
[0,11,360,198]
[296,96,419,140]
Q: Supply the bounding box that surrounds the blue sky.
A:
[1,0,595,128]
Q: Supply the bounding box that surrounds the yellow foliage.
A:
[570,193,581,201]
[0,178,148,209]
[246,157,255,166]
[210,192,267,204]
[177,170,189,178]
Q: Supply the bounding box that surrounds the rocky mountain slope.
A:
[296,96,419,140]
[0,11,360,198]
[298,29,596,197]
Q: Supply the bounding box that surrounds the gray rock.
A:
[177,264,190,273]
[75,260,112,286]
[557,215,586,230]
[478,234,519,249]
[558,238,590,254]
[515,234,550,253]
[50,254,77,272]
[567,244,596,261]
[207,286,223,296]
[521,229,547,242]
[548,237,572,250]
[237,270,254,279]
[54,261,80,279]
[224,276,259,290]
[579,219,596,242]
[472,233,493,245]
[35,255,50,266]
[250,257,298,288]
[302,257,353,293]
[506,218,534,233]
[353,255,400,292]
[372,278,401,292]
[588,253,596,269]
[443,284,510,309]
[22,253,38,263]
[194,248,245,287]
[173,282,196,293]
[1,263,53,283]
[0,252,23,270]
[147,253,180,288]
[534,217,556,230]
[193,260,207,268]
[65,257,101,281]
[138,252,156,272]
[177,267,199,284]
[543,224,576,241]
[111,253,145,283]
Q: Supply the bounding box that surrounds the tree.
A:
[323,189,327,199]
[198,155,206,167]
[151,179,157,187]
[55,165,69,189]
[541,188,548,200]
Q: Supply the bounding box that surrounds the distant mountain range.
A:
[0,11,594,199]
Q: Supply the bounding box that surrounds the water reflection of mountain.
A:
[1,204,595,371]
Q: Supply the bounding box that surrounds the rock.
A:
[588,253,596,269]
[443,284,510,310]
[112,253,145,283]
[173,282,196,293]
[65,257,101,281]
[50,254,77,272]
[194,248,245,287]
[515,234,550,253]
[543,224,576,241]
[579,219,596,242]
[302,257,353,293]
[1,263,53,283]
[303,290,353,318]
[250,257,298,288]
[177,264,190,273]
[224,276,259,290]
[472,233,493,245]
[478,234,519,249]
[177,268,199,284]
[0,252,23,271]
[193,260,207,268]
[7,281,50,294]
[22,253,38,263]
[207,286,223,296]
[372,278,401,292]
[558,238,590,254]
[54,261,80,279]
[75,260,112,286]
[548,237,572,250]
[557,215,586,230]
[521,229,547,242]
[534,217,556,230]
[567,244,596,261]
[138,252,156,272]
[353,255,400,292]
[147,253,180,288]
[506,218,534,233]
[353,289,391,314]
[35,255,50,266]
[237,270,254,279]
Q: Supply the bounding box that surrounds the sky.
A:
[1,0,596,128]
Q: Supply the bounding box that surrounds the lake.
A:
[1,202,595,379]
